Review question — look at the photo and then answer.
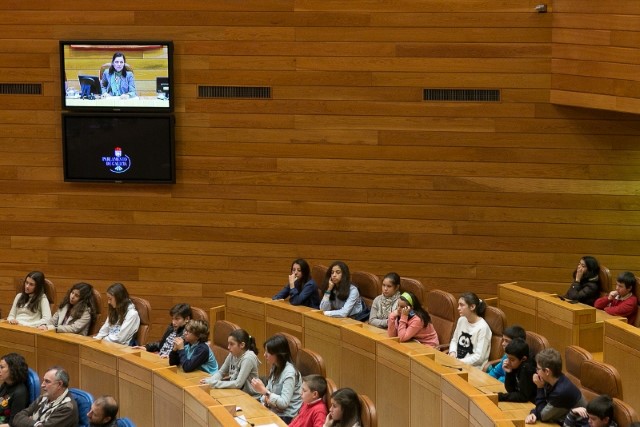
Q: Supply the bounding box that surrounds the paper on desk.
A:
[234,414,249,426]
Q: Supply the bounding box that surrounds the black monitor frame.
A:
[60,40,174,113]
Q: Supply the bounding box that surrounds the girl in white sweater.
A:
[94,283,140,345]
[7,271,51,327]
[448,292,492,368]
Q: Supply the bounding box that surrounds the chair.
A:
[88,288,103,337]
[359,394,378,427]
[27,368,40,404]
[70,388,94,427]
[116,419,136,427]
[312,264,328,300]
[525,330,549,359]
[399,277,425,305]
[130,296,152,346]
[613,397,640,427]
[351,271,381,308]
[425,290,458,351]
[276,331,302,363]
[564,345,593,388]
[296,347,326,377]
[579,359,623,401]
[210,320,240,365]
[190,306,209,322]
[324,377,338,410]
[484,306,507,362]
[599,265,613,294]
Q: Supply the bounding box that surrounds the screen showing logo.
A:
[101,146,131,174]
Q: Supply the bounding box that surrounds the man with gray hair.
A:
[10,366,78,427]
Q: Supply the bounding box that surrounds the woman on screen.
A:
[100,52,136,98]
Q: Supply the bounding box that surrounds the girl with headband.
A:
[387,291,439,347]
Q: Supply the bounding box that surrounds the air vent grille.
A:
[423,89,500,102]
[198,85,271,99]
[0,83,42,95]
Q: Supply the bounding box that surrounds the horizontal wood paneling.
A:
[2,1,640,343]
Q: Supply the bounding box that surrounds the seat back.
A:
[296,347,326,377]
[525,330,549,359]
[27,368,40,404]
[399,277,425,305]
[425,290,458,348]
[359,394,377,427]
[88,288,103,337]
[312,264,329,300]
[564,345,593,388]
[599,265,612,294]
[211,320,240,365]
[275,332,302,363]
[116,419,136,427]
[130,296,151,346]
[579,359,623,400]
[70,388,94,427]
[613,397,640,427]
[351,271,380,308]
[484,306,507,361]
[190,306,209,323]
[324,377,337,411]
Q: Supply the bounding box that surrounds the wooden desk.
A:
[208,405,240,427]
[603,319,640,414]
[184,385,220,427]
[79,339,139,400]
[225,291,269,375]
[37,331,93,388]
[118,351,169,427]
[377,340,436,427]
[303,310,358,384]
[215,392,288,426]
[265,299,315,345]
[153,366,209,427]
[0,322,44,371]
[441,372,489,427]
[497,282,540,333]
[341,323,395,404]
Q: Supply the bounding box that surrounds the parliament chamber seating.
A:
[565,345,593,388]
[88,288,103,337]
[312,264,328,299]
[425,289,458,350]
[579,359,623,400]
[484,305,507,362]
[297,347,326,377]
[190,306,209,323]
[359,394,377,427]
[351,271,381,308]
[613,398,640,427]
[399,277,425,304]
[210,319,240,365]
[525,330,550,358]
[130,296,152,346]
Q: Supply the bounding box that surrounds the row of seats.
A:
[209,319,378,427]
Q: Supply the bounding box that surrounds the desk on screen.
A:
[65,96,169,108]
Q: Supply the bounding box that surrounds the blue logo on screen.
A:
[101,147,131,174]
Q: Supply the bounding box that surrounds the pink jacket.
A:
[388,312,439,347]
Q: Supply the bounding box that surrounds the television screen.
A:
[62,114,175,183]
[60,40,173,112]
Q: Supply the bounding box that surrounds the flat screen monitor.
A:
[62,114,175,183]
[60,40,173,112]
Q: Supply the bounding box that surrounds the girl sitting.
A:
[251,335,303,423]
[387,291,439,347]
[39,282,97,335]
[272,259,320,308]
[320,261,365,319]
[94,283,140,345]
[368,272,401,328]
[448,292,492,368]
[200,329,261,398]
[169,319,218,374]
[323,388,362,427]
[7,271,51,327]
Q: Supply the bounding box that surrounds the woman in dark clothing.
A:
[272,259,320,309]
[0,353,29,425]
[564,256,601,306]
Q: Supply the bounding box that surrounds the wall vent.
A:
[0,83,42,95]
[198,85,271,99]
[423,88,500,102]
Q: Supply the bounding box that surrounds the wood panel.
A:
[3,1,640,345]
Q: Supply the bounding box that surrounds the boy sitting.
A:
[137,303,192,358]
[594,271,638,325]
[498,338,536,403]
[563,394,617,427]
[169,319,218,374]
[485,324,526,382]
[525,348,586,424]
[289,374,328,427]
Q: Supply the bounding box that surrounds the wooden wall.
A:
[551,0,640,113]
[2,1,640,341]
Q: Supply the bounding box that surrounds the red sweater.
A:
[289,398,327,427]
[594,294,638,324]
